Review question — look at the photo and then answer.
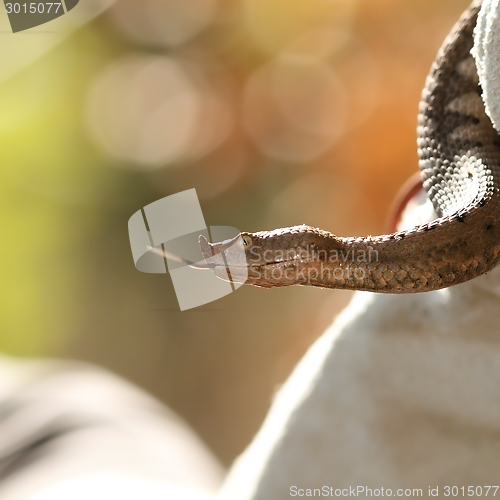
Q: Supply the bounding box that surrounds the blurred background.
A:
[0,0,470,467]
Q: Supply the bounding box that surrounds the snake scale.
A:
[200,0,500,293]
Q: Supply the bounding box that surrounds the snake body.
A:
[200,0,500,293]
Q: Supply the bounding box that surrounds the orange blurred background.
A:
[0,0,471,467]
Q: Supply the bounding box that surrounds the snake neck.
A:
[233,216,500,292]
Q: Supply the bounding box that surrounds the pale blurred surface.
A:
[0,355,222,499]
[0,0,470,466]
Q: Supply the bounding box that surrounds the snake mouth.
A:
[199,235,301,268]
[199,234,309,288]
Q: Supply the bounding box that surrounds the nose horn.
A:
[198,235,214,260]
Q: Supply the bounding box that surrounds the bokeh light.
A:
[86,55,201,168]
[244,0,357,55]
[86,53,235,169]
[243,56,346,162]
[108,0,218,48]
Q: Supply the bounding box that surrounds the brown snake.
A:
[199,0,500,293]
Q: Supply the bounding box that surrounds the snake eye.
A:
[242,235,253,248]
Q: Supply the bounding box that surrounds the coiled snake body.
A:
[200,0,500,293]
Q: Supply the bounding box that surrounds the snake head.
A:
[199,231,284,287]
[199,225,343,288]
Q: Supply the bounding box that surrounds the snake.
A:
[199,0,500,293]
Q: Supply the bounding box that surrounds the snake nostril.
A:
[486,224,494,231]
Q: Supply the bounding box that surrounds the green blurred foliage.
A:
[0,23,122,354]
